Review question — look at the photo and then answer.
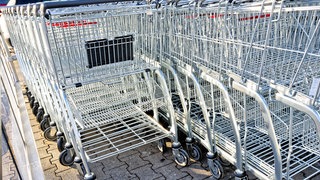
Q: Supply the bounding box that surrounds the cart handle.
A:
[39,0,143,14]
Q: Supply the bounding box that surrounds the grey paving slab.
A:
[130,164,163,180]
[120,152,150,171]
[56,168,82,180]
[43,167,61,180]
[101,155,125,171]
[143,152,173,169]
[33,130,43,139]
[90,165,111,179]
[104,164,137,179]
[155,163,189,180]
[52,159,73,174]
[38,146,52,159]
[117,149,140,160]
[179,162,212,179]
[178,175,192,180]
[136,143,161,158]
[35,139,48,149]
[40,156,56,171]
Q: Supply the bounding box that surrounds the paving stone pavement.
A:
[2,92,20,180]
[23,89,238,180]
[23,89,320,180]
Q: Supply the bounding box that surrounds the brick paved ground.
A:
[2,146,20,180]
[1,93,20,180]
[23,88,320,180]
[23,88,243,180]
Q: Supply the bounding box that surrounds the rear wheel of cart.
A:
[32,102,39,115]
[174,149,190,167]
[59,149,75,166]
[40,115,50,131]
[157,139,167,153]
[27,91,32,101]
[57,136,66,152]
[30,96,35,108]
[36,108,44,123]
[43,126,57,141]
[209,160,224,179]
[189,144,202,161]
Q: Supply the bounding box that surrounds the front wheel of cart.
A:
[57,136,66,152]
[59,149,75,166]
[30,96,35,108]
[32,102,39,115]
[36,109,44,123]
[174,149,190,167]
[189,144,202,161]
[44,126,57,141]
[209,160,224,179]
[40,116,50,131]
[27,91,32,101]
[157,139,167,153]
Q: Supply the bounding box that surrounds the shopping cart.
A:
[156,0,320,179]
[2,1,189,179]
[3,4,64,143]
[154,2,246,179]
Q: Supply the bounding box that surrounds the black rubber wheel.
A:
[59,149,75,166]
[27,91,32,101]
[40,116,50,131]
[189,144,202,161]
[30,97,35,108]
[36,109,44,123]
[43,126,57,141]
[209,160,224,179]
[32,103,39,115]
[57,136,66,152]
[157,139,167,153]
[174,149,190,167]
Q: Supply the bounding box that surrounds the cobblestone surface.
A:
[24,89,320,180]
[2,92,20,180]
[23,90,232,180]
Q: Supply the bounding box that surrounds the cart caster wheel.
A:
[32,102,39,115]
[30,97,35,108]
[209,160,224,179]
[40,116,50,131]
[57,136,66,152]
[27,91,32,101]
[174,149,190,167]
[36,109,44,123]
[189,144,202,161]
[218,156,231,166]
[84,172,96,180]
[59,149,75,166]
[157,139,167,153]
[44,126,57,141]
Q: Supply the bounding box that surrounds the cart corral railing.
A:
[0,31,44,180]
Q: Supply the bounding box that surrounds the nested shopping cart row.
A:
[2,0,320,180]
[156,0,320,179]
[2,1,194,180]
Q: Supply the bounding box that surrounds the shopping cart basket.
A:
[156,0,320,179]
[2,1,189,179]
